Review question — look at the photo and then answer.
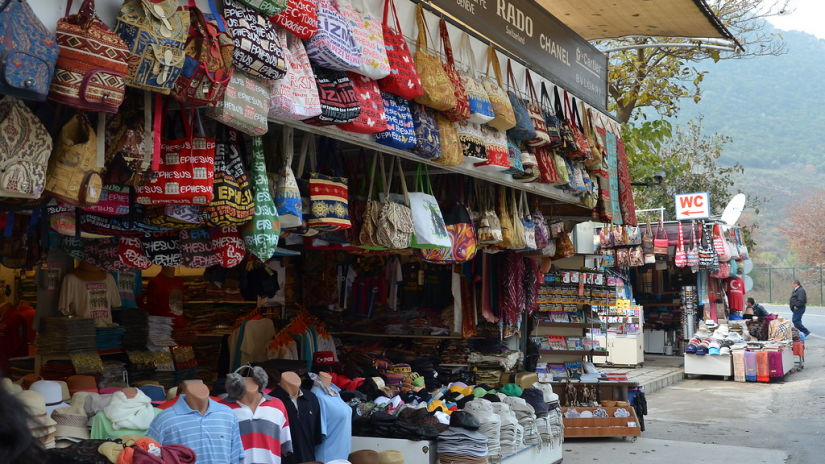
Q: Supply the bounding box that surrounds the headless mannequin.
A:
[280,372,301,397]
[239,377,263,413]
[70,262,107,281]
[122,387,138,399]
[183,380,210,414]
[318,372,336,395]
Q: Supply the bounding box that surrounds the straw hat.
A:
[53,402,90,442]
[349,450,380,464]
[29,380,70,415]
[378,450,405,464]
[1,377,22,395]
[17,390,58,428]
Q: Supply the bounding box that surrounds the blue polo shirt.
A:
[147,395,244,464]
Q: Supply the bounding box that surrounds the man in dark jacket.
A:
[789,280,810,336]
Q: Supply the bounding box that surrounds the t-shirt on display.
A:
[58,273,122,327]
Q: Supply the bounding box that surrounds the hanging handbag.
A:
[409,165,450,250]
[0,97,52,199]
[45,114,103,206]
[357,152,385,248]
[119,236,152,270]
[114,0,188,94]
[224,0,287,80]
[104,91,152,186]
[533,208,550,250]
[303,65,361,125]
[378,0,423,100]
[269,33,322,121]
[653,220,669,257]
[180,228,219,268]
[458,33,494,125]
[736,228,750,260]
[411,103,441,160]
[272,0,318,40]
[483,47,516,131]
[698,223,718,270]
[300,136,352,231]
[521,71,551,147]
[553,231,575,259]
[433,113,463,167]
[438,19,469,121]
[714,223,731,262]
[675,221,687,268]
[505,60,536,142]
[206,71,271,135]
[475,125,509,171]
[421,202,477,264]
[375,92,416,149]
[554,86,577,154]
[243,136,280,261]
[686,222,699,268]
[0,0,59,102]
[456,119,486,161]
[412,5,455,112]
[136,105,215,206]
[210,225,247,268]
[507,188,526,250]
[203,126,255,226]
[305,0,362,72]
[375,156,413,249]
[497,185,515,249]
[238,0,287,16]
[50,0,129,112]
[514,146,539,183]
[642,222,655,264]
[274,126,303,229]
[534,146,559,185]
[476,182,502,245]
[564,93,591,160]
[519,191,537,250]
[173,0,233,107]
[625,225,642,246]
[503,139,524,176]
[349,0,390,79]
[339,73,388,134]
[583,107,605,168]
[539,82,562,147]
[146,204,204,229]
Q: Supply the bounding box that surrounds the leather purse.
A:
[0,0,59,101]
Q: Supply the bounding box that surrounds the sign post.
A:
[674,192,710,220]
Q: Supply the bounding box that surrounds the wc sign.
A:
[674,192,710,220]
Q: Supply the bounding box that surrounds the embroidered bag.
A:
[375,92,416,150]
[534,146,559,185]
[583,107,605,168]
[504,60,536,142]
[274,126,302,229]
[305,0,362,72]
[104,91,152,186]
[475,125,509,171]
[377,0,423,100]
[433,113,463,167]
[205,70,271,136]
[523,71,551,147]
[173,0,233,107]
[434,19,470,122]
[539,82,562,147]
[514,146,539,183]
[503,139,524,176]
[533,208,550,249]
[210,225,247,267]
[483,46,515,131]
[411,103,441,159]
[421,202,477,264]
[298,136,352,231]
[347,0,390,79]
[180,228,219,268]
[497,185,516,249]
[303,65,360,125]
[271,0,318,40]
[458,33,493,125]
[114,0,189,94]
[0,0,59,102]
[203,126,255,226]
[0,97,52,199]
[519,191,536,250]
[238,0,287,16]
[412,5,455,112]
[554,86,577,154]
[375,156,413,249]
[243,136,280,261]
[409,165,450,250]
[269,33,322,121]
[675,221,687,268]
[455,119,486,161]
[625,225,642,246]
[224,0,287,80]
[339,73,388,134]
[135,106,215,205]
[45,114,103,206]
[357,151,385,248]
[564,92,591,160]
[698,223,719,271]
[51,0,129,112]
[475,182,502,245]
[686,222,699,268]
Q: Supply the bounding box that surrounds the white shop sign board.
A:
[674,192,710,220]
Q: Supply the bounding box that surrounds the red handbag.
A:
[564,91,591,160]
[339,73,388,134]
[714,224,731,261]
[271,0,319,40]
[674,221,687,267]
[653,220,669,256]
[377,0,423,100]
[439,19,469,122]
[534,146,559,184]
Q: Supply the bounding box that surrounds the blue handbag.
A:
[411,103,441,160]
[504,60,536,142]
[503,138,524,176]
[540,82,563,147]
[375,92,417,150]
[0,0,59,101]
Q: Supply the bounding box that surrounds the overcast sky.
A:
[767,0,825,39]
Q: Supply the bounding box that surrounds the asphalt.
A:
[563,304,825,464]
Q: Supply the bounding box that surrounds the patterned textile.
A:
[308,173,351,231]
[203,127,255,226]
[269,33,322,121]
[224,0,287,80]
[303,66,360,125]
[604,132,623,224]
[174,5,234,106]
[304,0,362,72]
[375,92,416,149]
[206,71,271,136]
[378,0,423,100]
[180,228,220,268]
[243,136,281,261]
[271,0,318,40]
[210,226,247,268]
[348,0,390,79]
[238,0,288,17]
[0,0,59,101]
[340,73,388,134]
[0,97,52,199]
[615,137,638,225]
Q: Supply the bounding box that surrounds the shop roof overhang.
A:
[536,0,736,42]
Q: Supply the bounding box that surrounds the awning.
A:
[536,0,735,41]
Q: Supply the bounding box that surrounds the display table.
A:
[351,437,563,464]
[684,353,732,379]
[562,407,641,439]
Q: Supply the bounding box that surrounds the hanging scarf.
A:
[615,137,637,225]
[103,390,155,431]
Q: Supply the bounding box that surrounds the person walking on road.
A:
[790,280,810,336]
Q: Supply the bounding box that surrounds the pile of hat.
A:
[462,399,501,459]
[438,411,489,464]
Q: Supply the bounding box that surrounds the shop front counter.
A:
[351,437,563,464]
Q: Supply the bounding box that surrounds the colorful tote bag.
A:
[339,73,388,134]
[523,71,551,148]
[274,126,302,229]
[180,228,220,268]
[458,33,493,125]
[0,97,52,199]
[375,156,413,249]
[505,60,536,142]
[305,0,362,72]
[421,203,477,264]
[456,119,486,161]
[114,0,188,94]
[243,136,280,261]
[439,20,469,122]
[135,107,215,206]
[412,5,455,112]
[203,126,255,226]
[269,33,322,121]
[224,0,287,80]
[349,0,390,79]
[378,0,423,100]
[475,125,509,171]
[411,103,441,160]
[375,92,417,150]
[539,82,562,147]
[483,46,515,131]
[303,65,360,125]
[433,113,463,167]
[297,136,352,231]
[0,0,59,101]
[238,0,287,16]
[50,0,129,112]
[205,71,271,136]
[409,165,450,250]
[271,0,318,40]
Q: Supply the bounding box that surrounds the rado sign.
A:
[431,0,608,111]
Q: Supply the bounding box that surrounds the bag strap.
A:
[380,154,393,198]
[553,85,564,119]
[282,126,294,170]
[525,70,540,106]
[439,19,457,69]
[396,157,409,205]
[540,81,553,112]
[458,32,476,74]
[571,96,584,131]
[506,59,516,92]
[295,132,311,178]
[150,94,164,171]
[382,0,401,32]
[677,221,684,252]
[366,151,378,201]
[415,4,430,53]
[485,46,504,86]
